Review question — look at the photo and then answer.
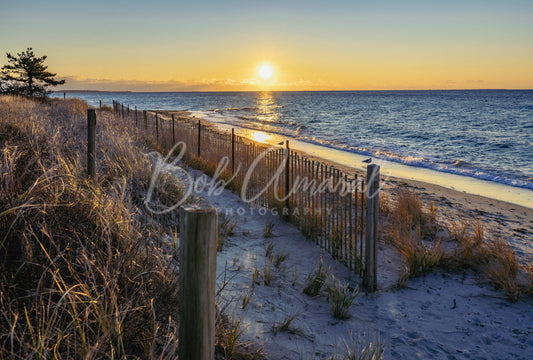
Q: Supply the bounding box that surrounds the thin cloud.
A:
[57,76,329,92]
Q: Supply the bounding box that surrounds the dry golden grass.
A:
[395,230,444,278]
[0,96,184,358]
[0,96,262,359]
[447,220,490,269]
[392,189,426,231]
[384,189,445,282]
[384,188,526,302]
[484,238,520,302]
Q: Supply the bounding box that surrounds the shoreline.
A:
[191,116,533,210]
[162,110,533,265]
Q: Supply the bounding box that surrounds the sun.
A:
[259,64,273,80]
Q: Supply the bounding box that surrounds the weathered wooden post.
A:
[121,104,124,118]
[179,205,218,360]
[284,140,290,220]
[231,128,235,173]
[99,100,102,111]
[87,109,96,179]
[135,106,138,126]
[155,112,159,142]
[364,164,379,291]
[197,119,201,157]
[63,92,65,99]
[143,110,147,129]
[172,114,176,144]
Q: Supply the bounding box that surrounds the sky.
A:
[1,0,532,91]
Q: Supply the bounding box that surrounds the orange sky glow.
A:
[1,0,532,91]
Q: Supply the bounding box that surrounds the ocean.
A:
[58,90,533,191]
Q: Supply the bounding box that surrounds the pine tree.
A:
[0,48,65,97]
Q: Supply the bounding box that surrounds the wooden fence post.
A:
[364,164,379,292]
[99,100,102,111]
[198,119,201,157]
[231,128,235,173]
[285,140,290,219]
[155,112,159,142]
[172,114,176,144]
[135,106,138,126]
[87,109,96,179]
[179,205,218,360]
[121,104,124,118]
[143,110,147,129]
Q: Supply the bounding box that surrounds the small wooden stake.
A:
[284,140,290,219]
[87,109,96,179]
[179,205,217,360]
[198,119,201,157]
[143,110,147,129]
[231,128,235,173]
[172,114,176,143]
[155,112,159,142]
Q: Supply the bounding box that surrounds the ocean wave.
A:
[192,103,533,191]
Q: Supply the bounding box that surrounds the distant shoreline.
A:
[55,89,533,94]
[55,90,133,93]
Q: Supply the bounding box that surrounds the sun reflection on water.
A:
[256,92,281,123]
[251,131,271,143]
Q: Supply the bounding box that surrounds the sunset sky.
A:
[1,0,532,91]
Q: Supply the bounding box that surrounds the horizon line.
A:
[55,88,533,94]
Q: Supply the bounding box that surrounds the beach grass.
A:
[0,96,264,359]
[381,187,530,301]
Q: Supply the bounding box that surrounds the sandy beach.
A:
[152,109,533,358]
[162,157,533,359]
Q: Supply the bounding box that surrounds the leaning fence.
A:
[110,101,379,290]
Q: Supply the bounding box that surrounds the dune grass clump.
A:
[219,214,237,251]
[447,220,489,268]
[395,231,444,279]
[272,313,300,336]
[326,279,358,320]
[263,220,275,238]
[392,189,427,231]
[303,258,329,296]
[0,96,184,358]
[385,188,524,301]
[384,189,444,282]
[484,238,520,302]
[340,335,386,360]
[215,313,256,360]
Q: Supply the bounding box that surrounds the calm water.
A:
[59,90,533,190]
